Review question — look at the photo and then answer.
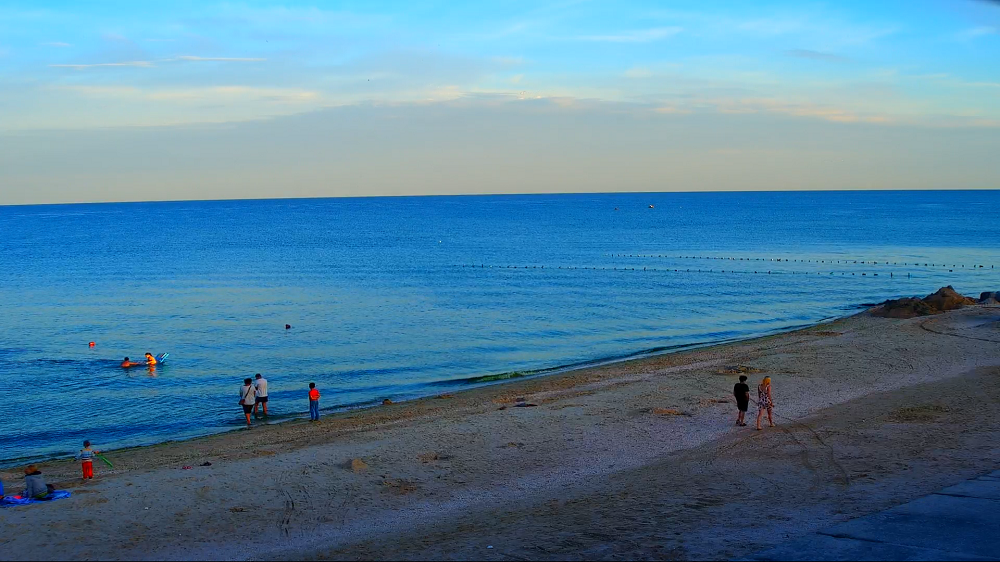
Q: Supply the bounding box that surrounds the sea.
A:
[1,190,998,465]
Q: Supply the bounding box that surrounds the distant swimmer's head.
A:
[145,353,153,358]
[309,382,316,389]
[739,375,748,383]
[123,357,130,362]
[255,373,262,380]
[244,378,253,385]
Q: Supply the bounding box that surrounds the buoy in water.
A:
[88,342,95,347]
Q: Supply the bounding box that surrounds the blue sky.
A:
[0,1,998,203]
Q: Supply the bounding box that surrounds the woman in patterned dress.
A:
[756,376,775,431]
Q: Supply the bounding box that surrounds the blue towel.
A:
[0,490,71,507]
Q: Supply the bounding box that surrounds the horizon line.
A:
[2,186,999,209]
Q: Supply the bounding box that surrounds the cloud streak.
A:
[49,56,267,69]
[958,26,997,39]
[579,27,682,43]
[175,56,267,62]
[785,49,851,63]
[61,85,318,102]
[50,61,154,68]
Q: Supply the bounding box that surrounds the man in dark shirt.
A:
[734,375,750,427]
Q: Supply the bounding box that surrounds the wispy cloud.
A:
[175,56,266,62]
[785,49,851,63]
[715,13,897,45]
[720,97,889,123]
[579,26,682,43]
[958,26,997,39]
[49,56,266,69]
[492,56,525,67]
[906,73,1000,90]
[41,41,72,48]
[735,16,809,36]
[653,106,691,114]
[61,85,319,103]
[624,67,653,78]
[50,61,154,69]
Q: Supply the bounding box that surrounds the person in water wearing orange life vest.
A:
[144,352,157,366]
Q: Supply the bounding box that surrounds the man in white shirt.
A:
[240,378,256,427]
[253,373,269,418]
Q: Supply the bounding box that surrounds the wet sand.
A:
[2,306,999,561]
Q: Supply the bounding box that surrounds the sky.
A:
[0,1,998,205]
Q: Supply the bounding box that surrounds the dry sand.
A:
[1,306,999,561]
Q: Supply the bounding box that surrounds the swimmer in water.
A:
[121,357,142,368]
[144,352,157,366]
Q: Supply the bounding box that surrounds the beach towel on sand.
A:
[0,490,71,507]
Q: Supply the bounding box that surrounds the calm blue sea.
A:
[1,191,998,464]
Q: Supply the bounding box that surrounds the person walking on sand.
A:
[734,375,750,427]
[253,373,269,418]
[308,382,320,421]
[76,440,101,480]
[239,377,257,427]
[756,376,775,430]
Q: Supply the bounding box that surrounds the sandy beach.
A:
[2,305,999,561]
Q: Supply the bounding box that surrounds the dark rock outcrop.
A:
[873,286,977,319]
[981,291,1000,305]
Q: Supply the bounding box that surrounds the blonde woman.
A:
[756,377,775,431]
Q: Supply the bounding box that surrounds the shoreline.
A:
[0,310,852,469]
[1,304,998,560]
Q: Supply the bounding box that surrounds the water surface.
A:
[1,191,998,463]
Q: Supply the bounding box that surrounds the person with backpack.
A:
[239,378,257,427]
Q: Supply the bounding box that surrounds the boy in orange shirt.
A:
[308,383,320,421]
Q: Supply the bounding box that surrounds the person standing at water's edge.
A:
[253,373,269,418]
[239,378,257,427]
[734,375,750,427]
[76,440,100,480]
[308,383,320,421]
[756,377,775,431]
